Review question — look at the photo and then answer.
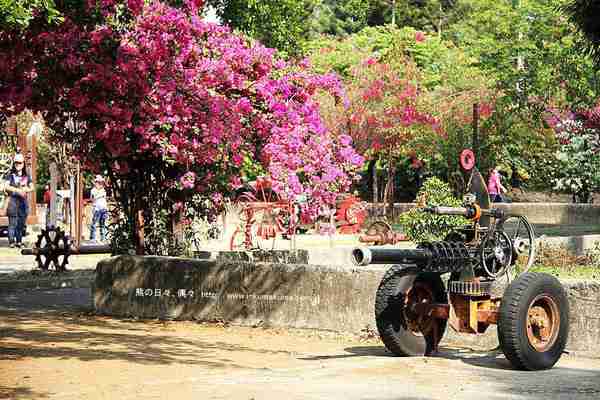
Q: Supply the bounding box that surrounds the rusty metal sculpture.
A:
[23,225,111,271]
[229,177,297,251]
[333,194,368,234]
[22,166,112,270]
[352,152,568,371]
[230,178,369,250]
[359,221,407,246]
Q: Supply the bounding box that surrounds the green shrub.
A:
[398,177,468,243]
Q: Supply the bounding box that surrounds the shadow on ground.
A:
[0,307,291,368]
[0,385,50,399]
[302,345,600,399]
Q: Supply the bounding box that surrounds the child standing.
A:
[90,175,108,242]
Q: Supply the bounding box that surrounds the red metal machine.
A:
[229,177,369,250]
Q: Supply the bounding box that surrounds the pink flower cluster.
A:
[180,171,196,189]
[0,0,362,219]
[414,31,426,43]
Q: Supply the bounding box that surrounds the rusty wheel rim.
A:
[366,221,392,246]
[404,281,435,336]
[526,294,560,352]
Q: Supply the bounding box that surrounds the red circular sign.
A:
[460,149,475,171]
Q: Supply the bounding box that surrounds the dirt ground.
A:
[2,289,600,400]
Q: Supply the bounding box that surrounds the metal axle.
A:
[22,243,111,256]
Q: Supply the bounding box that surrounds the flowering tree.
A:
[315,33,443,204]
[309,26,502,201]
[0,0,363,254]
[549,115,600,203]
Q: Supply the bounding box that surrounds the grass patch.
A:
[529,264,600,280]
[528,243,600,280]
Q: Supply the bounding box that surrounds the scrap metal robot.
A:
[352,151,569,370]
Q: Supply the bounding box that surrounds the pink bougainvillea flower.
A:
[0,0,363,223]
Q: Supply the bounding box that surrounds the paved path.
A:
[0,237,106,274]
[2,288,600,400]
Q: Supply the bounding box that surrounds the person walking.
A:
[90,175,108,242]
[43,184,53,227]
[3,153,33,248]
[488,166,508,203]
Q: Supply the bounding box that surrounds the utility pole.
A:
[391,0,396,26]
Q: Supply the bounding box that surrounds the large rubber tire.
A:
[375,265,447,356]
[498,272,569,370]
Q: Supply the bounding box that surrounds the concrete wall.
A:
[94,256,384,331]
[369,202,600,225]
[94,256,600,357]
[539,235,600,256]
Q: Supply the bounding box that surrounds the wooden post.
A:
[136,210,145,255]
[74,165,83,248]
[28,133,37,222]
[69,174,75,236]
[49,162,58,227]
[16,119,38,225]
[329,211,334,249]
[472,103,480,165]
[372,158,378,205]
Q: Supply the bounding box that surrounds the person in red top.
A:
[43,184,52,227]
[488,166,508,202]
[409,152,426,191]
[43,185,51,205]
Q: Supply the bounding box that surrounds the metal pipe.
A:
[21,244,111,256]
[352,247,431,266]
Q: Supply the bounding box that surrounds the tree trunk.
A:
[135,208,145,255]
[372,158,379,205]
[383,156,395,219]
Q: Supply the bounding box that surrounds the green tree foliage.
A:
[310,0,373,36]
[397,177,467,242]
[209,0,317,55]
[0,0,62,29]
[367,0,467,33]
[306,25,487,89]
[432,0,600,190]
[562,0,600,65]
[447,0,600,111]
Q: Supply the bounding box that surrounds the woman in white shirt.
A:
[90,175,108,242]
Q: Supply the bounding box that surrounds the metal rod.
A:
[352,247,431,266]
[21,244,110,256]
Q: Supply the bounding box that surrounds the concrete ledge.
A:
[494,203,600,225]
[371,202,600,225]
[94,256,600,357]
[539,235,600,255]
